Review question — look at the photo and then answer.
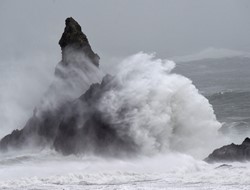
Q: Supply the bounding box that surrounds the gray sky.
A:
[0,0,250,64]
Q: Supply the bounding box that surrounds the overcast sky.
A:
[0,0,250,65]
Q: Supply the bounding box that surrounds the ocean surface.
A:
[0,55,250,189]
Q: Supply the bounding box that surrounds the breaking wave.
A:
[0,52,236,190]
[0,52,227,159]
[94,52,225,158]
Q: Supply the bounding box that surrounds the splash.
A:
[95,52,224,158]
[37,49,103,114]
[0,51,226,159]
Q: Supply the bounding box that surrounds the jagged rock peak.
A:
[59,17,88,48]
[59,17,99,66]
[0,17,104,154]
[242,137,250,145]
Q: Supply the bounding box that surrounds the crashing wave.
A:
[0,18,225,159]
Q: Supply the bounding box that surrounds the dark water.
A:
[207,91,250,121]
[175,56,250,142]
[1,55,250,189]
[207,91,250,139]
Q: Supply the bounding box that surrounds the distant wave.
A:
[208,91,250,102]
[172,48,250,62]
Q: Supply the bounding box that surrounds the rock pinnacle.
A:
[59,17,99,67]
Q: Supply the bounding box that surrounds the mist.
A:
[0,53,56,138]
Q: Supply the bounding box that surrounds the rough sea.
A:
[0,54,250,190]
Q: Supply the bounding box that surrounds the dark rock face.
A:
[0,101,67,151]
[0,74,136,155]
[205,137,250,163]
[0,17,136,156]
[55,17,100,79]
[52,76,137,156]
